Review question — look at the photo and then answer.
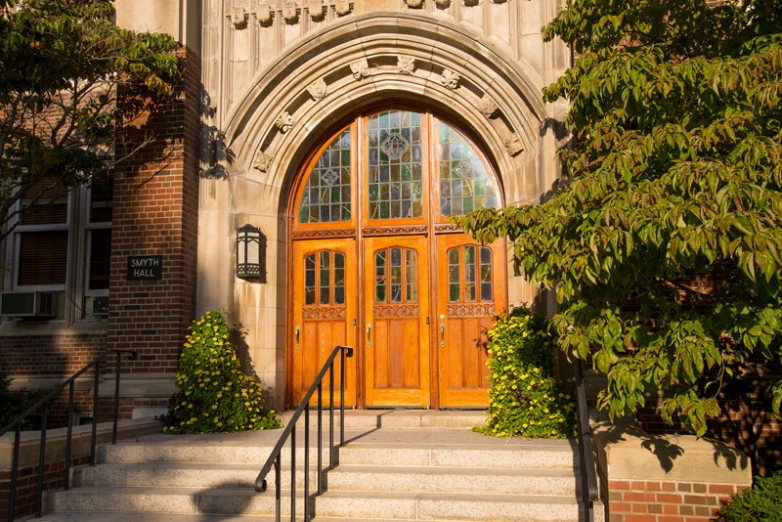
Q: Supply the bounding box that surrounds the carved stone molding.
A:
[253,150,273,172]
[373,304,420,318]
[440,69,461,90]
[282,2,299,23]
[362,225,428,237]
[504,133,523,156]
[230,7,248,29]
[306,0,324,20]
[307,78,328,100]
[433,223,460,233]
[404,0,424,7]
[478,94,499,119]
[435,0,451,7]
[350,59,371,80]
[275,111,296,133]
[396,56,416,75]
[334,0,352,15]
[302,306,347,320]
[292,229,355,240]
[446,303,495,317]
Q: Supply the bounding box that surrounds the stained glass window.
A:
[406,250,418,302]
[438,122,498,216]
[305,254,316,305]
[319,251,330,305]
[304,251,345,305]
[448,248,460,302]
[448,246,493,302]
[299,129,352,223]
[334,253,345,304]
[375,248,418,303]
[480,247,492,301]
[367,110,423,220]
[375,250,387,303]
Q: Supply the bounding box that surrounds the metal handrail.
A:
[574,357,599,522]
[0,349,137,521]
[255,344,354,522]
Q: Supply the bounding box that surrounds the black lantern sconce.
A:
[236,224,266,282]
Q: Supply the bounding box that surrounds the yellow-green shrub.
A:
[164,311,281,434]
[478,306,578,439]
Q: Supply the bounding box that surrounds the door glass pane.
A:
[375,251,387,303]
[438,122,499,216]
[367,110,423,219]
[304,254,316,305]
[390,248,402,303]
[448,248,460,302]
[334,253,345,304]
[480,247,493,301]
[319,251,330,304]
[406,249,418,303]
[299,129,351,223]
[464,246,476,302]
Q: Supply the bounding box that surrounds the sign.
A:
[127,256,163,281]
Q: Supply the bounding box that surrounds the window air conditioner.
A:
[0,291,56,318]
[85,296,109,317]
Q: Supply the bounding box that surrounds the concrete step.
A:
[279,409,487,429]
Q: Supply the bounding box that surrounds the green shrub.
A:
[0,374,46,430]
[477,306,578,439]
[716,472,782,521]
[164,311,281,434]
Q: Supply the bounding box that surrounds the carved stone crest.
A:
[440,69,461,90]
[307,78,328,100]
[504,133,523,156]
[334,0,352,15]
[397,56,416,75]
[404,0,424,7]
[306,0,324,20]
[255,3,273,24]
[435,0,452,7]
[478,94,499,118]
[350,59,371,80]
[230,7,248,29]
[254,151,273,172]
[275,111,296,133]
[282,2,298,23]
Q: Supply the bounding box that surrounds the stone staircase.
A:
[35,411,602,521]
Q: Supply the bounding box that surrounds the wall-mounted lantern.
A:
[236,224,266,282]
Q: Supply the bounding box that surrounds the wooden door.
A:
[364,236,430,407]
[435,234,506,407]
[292,239,357,406]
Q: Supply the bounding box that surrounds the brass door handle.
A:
[295,326,301,349]
[366,324,372,347]
[439,314,445,347]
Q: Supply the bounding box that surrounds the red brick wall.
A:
[0,333,106,376]
[607,479,748,522]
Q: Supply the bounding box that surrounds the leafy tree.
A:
[457,0,782,435]
[0,0,181,242]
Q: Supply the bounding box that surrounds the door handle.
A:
[439,314,445,347]
[366,324,372,347]
[295,326,301,350]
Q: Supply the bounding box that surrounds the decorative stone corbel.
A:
[350,59,371,80]
[282,2,299,23]
[397,56,416,75]
[334,0,352,15]
[440,69,461,90]
[230,7,249,29]
[435,0,451,7]
[492,0,507,3]
[255,3,273,24]
[306,0,324,20]
[254,151,273,172]
[307,78,328,100]
[463,0,479,5]
[404,0,424,8]
[504,133,523,156]
[275,111,296,133]
[478,94,499,118]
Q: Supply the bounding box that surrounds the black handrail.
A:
[255,344,354,522]
[574,357,599,522]
[0,349,137,521]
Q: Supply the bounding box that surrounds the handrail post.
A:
[112,351,122,444]
[90,360,100,466]
[35,402,48,517]
[329,361,335,469]
[575,357,598,522]
[317,382,323,494]
[64,381,75,490]
[304,403,310,521]
[8,427,21,521]
[340,347,345,447]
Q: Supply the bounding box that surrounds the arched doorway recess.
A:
[288,109,506,409]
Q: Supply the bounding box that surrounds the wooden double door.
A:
[291,233,505,408]
[288,110,506,409]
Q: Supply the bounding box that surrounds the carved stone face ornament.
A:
[504,133,523,156]
[307,78,328,100]
[479,94,499,118]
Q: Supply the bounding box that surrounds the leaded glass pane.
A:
[375,251,387,303]
[319,251,330,304]
[334,253,345,304]
[448,248,460,302]
[299,129,352,223]
[305,254,316,305]
[464,246,476,302]
[406,249,418,303]
[480,247,492,302]
[368,110,423,219]
[390,248,402,303]
[438,122,499,217]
